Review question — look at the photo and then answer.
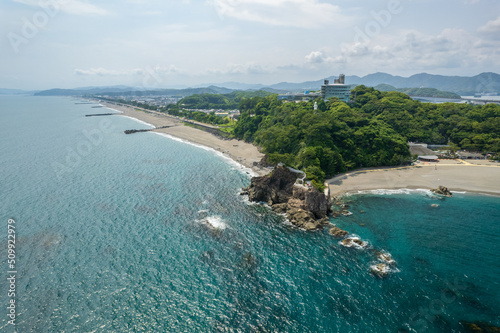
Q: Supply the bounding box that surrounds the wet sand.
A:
[100,101,269,176]
[327,160,500,197]
[97,101,500,195]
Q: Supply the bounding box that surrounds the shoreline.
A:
[96,100,270,177]
[92,100,500,197]
[326,162,500,197]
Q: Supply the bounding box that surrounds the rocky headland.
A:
[241,166,331,230]
[242,166,402,277]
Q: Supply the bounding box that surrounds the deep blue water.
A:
[1,96,499,332]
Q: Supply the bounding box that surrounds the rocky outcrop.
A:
[431,185,453,197]
[329,226,349,238]
[370,263,391,278]
[243,166,331,230]
[245,166,297,205]
[461,321,500,333]
[304,189,330,219]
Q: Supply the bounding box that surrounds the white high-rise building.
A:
[321,74,351,102]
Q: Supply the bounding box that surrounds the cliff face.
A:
[245,166,297,205]
[242,166,331,230]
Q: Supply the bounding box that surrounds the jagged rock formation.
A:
[431,185,453,197]
[329,226,349,238]
[242,166,331,230]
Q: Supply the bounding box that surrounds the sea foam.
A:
[200,216,228,230]
[351,188,433,196]
[153,132,258,177]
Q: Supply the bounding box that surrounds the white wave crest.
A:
[339,236,369,249]
[376,251,396,265]
[353,188,433,196]
[120,116,155,128]
[153,132,258,177]
[369,263,400,276]
[200,216,228,230]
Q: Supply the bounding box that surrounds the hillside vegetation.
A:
[232,85,500,188]
[374,85,461,99]
[178,90,273,110]
[102,85,500,189]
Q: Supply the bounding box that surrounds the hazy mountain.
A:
[33,72,500,97]
[195,82,265,90]
[267,72,500,95]
[0,88,34,95]
[374,84,461,99]
[34,86,140,96]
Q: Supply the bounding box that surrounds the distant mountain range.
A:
[23,72,500,97]
[0,88,36,95]
[263,72,500,95]
[33,85,282,97]
[373,85,462,99]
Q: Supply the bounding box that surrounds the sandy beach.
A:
[96,100,499,196]
[327,159,500,197]
[99,101,269,176]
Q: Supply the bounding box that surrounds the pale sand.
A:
[327,160,500,197]
[99,101,269,176]
[97,100,500,195]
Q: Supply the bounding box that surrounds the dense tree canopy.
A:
[178,91,273,110]
[233,86,500,187]
[102,86,500,189]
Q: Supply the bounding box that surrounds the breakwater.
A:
[124,125,174,134]
[85,113,115,117]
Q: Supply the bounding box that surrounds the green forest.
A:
[103,85,500,189]
[374,85,462,99]
[178,91,273,110]
[231,85,500,188]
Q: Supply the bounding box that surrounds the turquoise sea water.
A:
[1,96,499,332]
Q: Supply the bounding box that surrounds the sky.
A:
[1,0,500,90]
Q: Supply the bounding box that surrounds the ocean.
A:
[1,96,499,332]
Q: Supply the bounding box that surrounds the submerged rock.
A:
[340,210,352,216]
[331,210,341,218]
[375,251,396,265]
[370,263,391,277]
[431,185,453,197]
[341,237,368,249]
[329,226,349,238]
[461,321,500,333]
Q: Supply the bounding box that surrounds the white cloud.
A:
[13,0,108,16]
[478,16,500,38]
[305,51,326,64]
[74,68,143,76]
[207,63,269,75]
[317,27,500,74]
[208,0,343,28]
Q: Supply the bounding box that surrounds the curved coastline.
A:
[97,101,270,177]
[95,100,500,197]
[326,162,500,197]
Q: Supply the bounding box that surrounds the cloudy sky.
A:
[1,0,499,90]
